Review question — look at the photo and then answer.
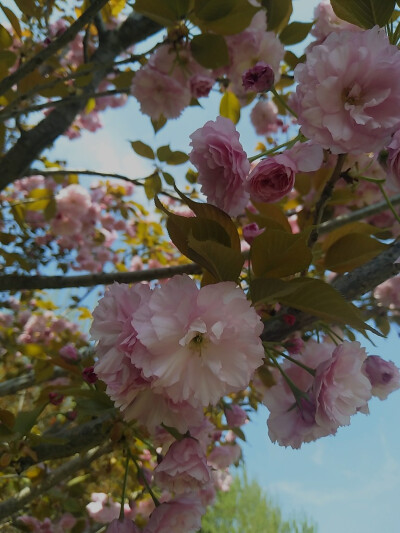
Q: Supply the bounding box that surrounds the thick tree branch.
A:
[261,240,400,342]
[0,0,110,97]
[15,412,116,472]
[0,263,202,292]
[0,13,161,191]
[0,443,113,523]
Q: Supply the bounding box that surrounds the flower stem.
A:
[129,451,160,507]
[119,452,130,520]
[270,87,298,118]
[378,181,400,225]
[248,133,302,163]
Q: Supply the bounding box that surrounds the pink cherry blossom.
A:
[134,275,264,408]
[154,437,211,494]
[373,276,400,309]
[386,130,400,191]
[87,493,135,524]
[309,0,360,48]
[144,496,204,533]
[314,341,372,432]
[131,66,191,119]
[363,355,400,400]
[295,27,400,154]
[207,443,241,469]
[242,222,264,244]
[242,62,275,93]
[263,340,333,448]
[189,116,250,216]
[225,404,248,427]
[246,142,323,203]
[56,184,91,217]
[250,99,280,135]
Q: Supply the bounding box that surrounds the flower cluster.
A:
[90,275,264,431]
[131,43,214,120]
[262,340,400,448]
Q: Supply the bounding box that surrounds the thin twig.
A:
[308,153,347,248]
[0,443,113,523]
[0,0,110,97]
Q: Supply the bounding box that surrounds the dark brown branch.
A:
[0,0,110,97]
[0,14,161,192]
[261,240,400,342]
[0,263,202,292]
[0,443,113,523]
[308,153,347,248]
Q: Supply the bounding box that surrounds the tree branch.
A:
[261,240,400,342]
[0,443,113,523]
[0,0,110,97]
[308,153,347,247]
[0,368,66,397]
[0,263,202,292]
[0,13,161,191]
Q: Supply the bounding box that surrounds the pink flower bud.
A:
[49,392,64,405]
[242,223,263,244]
[242,62,275,92]
[82,366,97,384]
[363,355,400,400]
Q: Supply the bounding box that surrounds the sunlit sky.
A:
[45,1,400,531]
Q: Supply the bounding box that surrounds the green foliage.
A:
[331,0,396,28]
[191,33,229,69]
[193,0,259,35]
[262,0,293,32]
[279,22,314,45]
[201,473,316,533]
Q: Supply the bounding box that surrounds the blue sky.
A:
[45,1,400,531]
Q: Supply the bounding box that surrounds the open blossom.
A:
[363,355,400,400]
[207,443,241,469]
[87,493,135,524]
[134,275,264,408]
[144,496,204,533]
[225,404,248,427]
[386,130,400,191]
[295,27,400,155]
[189,116,250,216]
[263,340,333,449]
[154,437,211,494]
[250,99,280,135]
[373,276,400,309]
[309,0,360,48]
[246,142,323,203]
[314,342,372,432]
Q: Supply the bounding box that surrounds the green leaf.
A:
[130,140,155,159]
[331,0,396,28]
[262,0,293,32]
[251,277,378,334]
[251,228,313,278]
[155,194,243,281]
[157,145,189,165]
[194,0,235,20]
[151,114,167,133]
[144,173,162,200]
[0,5,22,38]
[0,409,15,430]
[279,21,313,45]
[191,33,229,69]
[13,0,38,17]
[172,186,241,250]
[134,0,191,25]
[323,233,388,273]
[14,403,47,436]
[220,91,240,124]
[187,235,244,281]
[194,0,259,35]
[284,50,305,69]
[0,24,12,50]
[162,171,175,186]
[250,202,292,232]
